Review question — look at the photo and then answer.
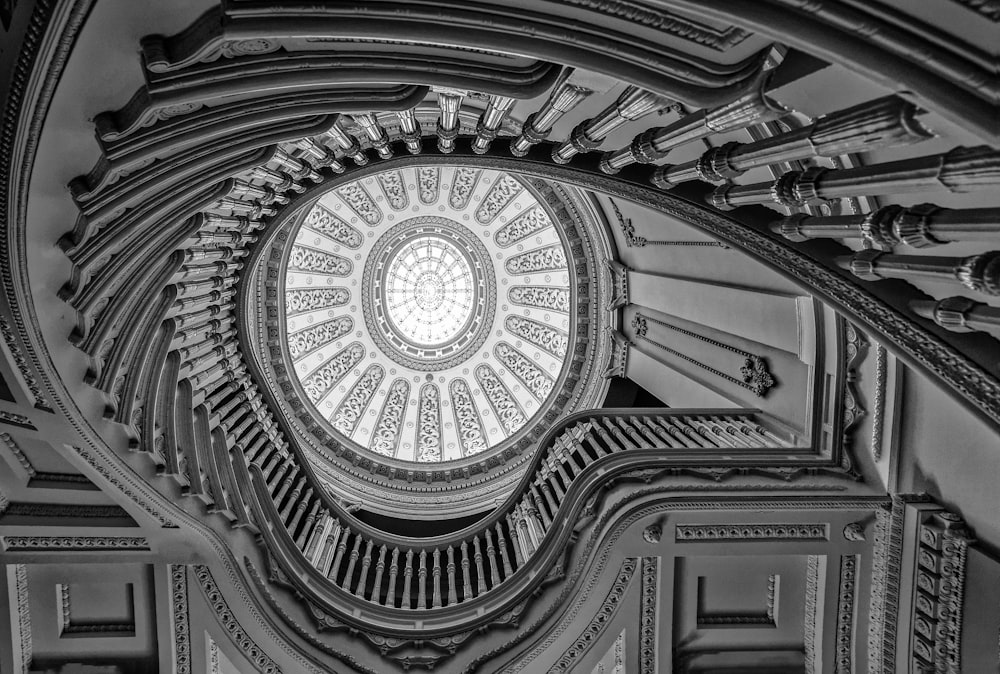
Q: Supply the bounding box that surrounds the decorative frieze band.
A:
[1,536,149,551]
[675,523,828,542]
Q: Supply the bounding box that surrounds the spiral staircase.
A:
[0,1,998,673]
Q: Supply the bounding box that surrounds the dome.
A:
[244,160,613,513]
[281,167,575,463]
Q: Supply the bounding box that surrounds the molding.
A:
[697,573,776,626]
[193,565,282,674]
[0,502,131,520]
[803,554,821,674]
[1,535,149,551]
[639,557,658,674]
[836,555,859,674]
[675,523,828,541]
[13,563,31,674]
[610,196,727,248]
[631,312,776,397]
[57,583,135,636]
[868,497,907,674]
[871,343,888,459]
[531,558,637,674]
[171,565,191,674]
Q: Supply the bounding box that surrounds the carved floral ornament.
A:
[249,166,612,471]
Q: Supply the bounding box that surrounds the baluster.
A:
[248,166,306,193]
[343,536,363,591]
[529,484,552,528]
[713,416,757,448]
[553,86,670,164]
[515,503,535,558]
[271,147,322,182]
[304,514,330,564]
[446,545,458,606]
[586,423,618,456]
[709,146,1000,211]
[402,549,414,609]
[484,530,501,588]
[417,549,428,609]
[506,514,524,566]
[385,547,400,608]
[372,545,387,604]
[629,416,664,447]
[774,205,1000,248]
[550,442,573,486]
[460,541,473,600]
[324,119,368,166]
[432,548,443,608]
[293,495,320,548]
[652,95,931,188]
[538,473,559,516]
[278,475,305,521]
[329,527,350,582]
[912,296,1000,335]
[318,521,340,576]
[840,250,1000,296]
[437,92,464,153]
[295,137,345,173]
[657,417,699,448]
[495,523,514,578]
[356,540,374,598]
[395,108,422,154]
[472,537,488,594]
[272,467,296,503]
[604,86,787,174]
[510,75,590,156]
[471,95,516,154]
[601,417,636,450]
[285,486,311,533]
[352,113,393,159]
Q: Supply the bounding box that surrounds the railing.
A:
[240,410,787,613]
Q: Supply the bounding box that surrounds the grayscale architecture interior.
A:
[1,1,998,672]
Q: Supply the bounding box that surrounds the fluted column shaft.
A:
[601,81,785,173]
[395,108,422,154]
[710,146,1000,210]
[437,92,464,153]
[842,249,1000,295]
[510,76,590,157]
[324,120,368,166]
[912,296,1000,334]
[352,113,393,159]
[472,95,516,154]
[775,205,1000,247]
[653,95,931,187]
[552,86,669,164]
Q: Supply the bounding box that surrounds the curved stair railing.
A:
[41,4,1000,656]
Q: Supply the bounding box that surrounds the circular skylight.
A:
[281,166,577,463]
[385,235,473,347]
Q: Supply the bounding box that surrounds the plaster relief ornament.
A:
[278,166,592,463]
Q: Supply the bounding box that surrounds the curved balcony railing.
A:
[233,409,787,617]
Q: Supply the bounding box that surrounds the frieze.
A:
[14,564,30,674]
[287,245,352,276]
[336,182,382,225]
[370,378,409,458]
[509,285,571,312]
[417,383,442,462]
[675,523,828,541]
[504,315,568,357]
[171,565,191,674]
[287,317,353,359]
[505,243,568,274]
[476,173,523,224]
[475,364,527,435]
[550,558,637,673]
[284,287,351,316]
[450,378,488,456]
[300,342,365,403]
[376,169,409,211]
[303,204,363,248]
[494,341,555,401]
[640,557,658,673]
[836,555,858,674]
[193,565,282,674]
[495,205,552,247]
[804,554,821,673]
[332,365,385,436]
[449,167,481,210]
[1,535,149,550]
